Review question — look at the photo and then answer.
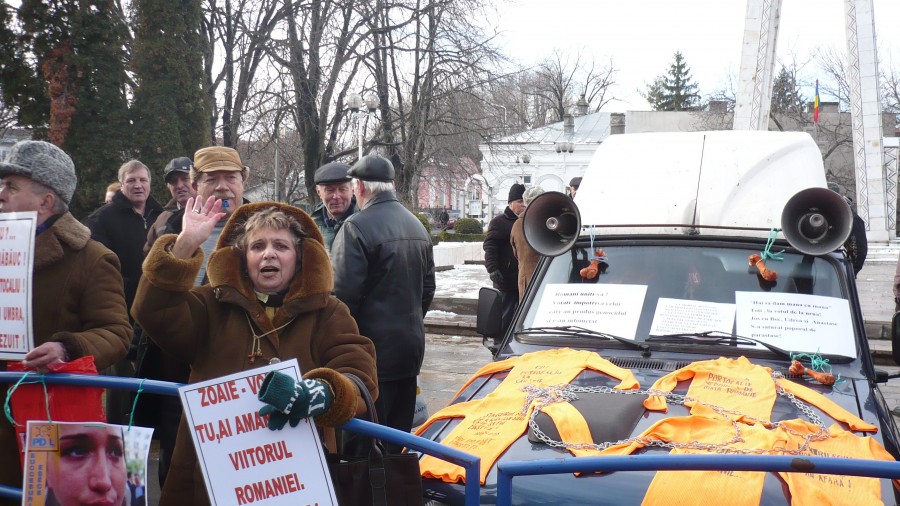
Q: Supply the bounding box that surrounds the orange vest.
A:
[415,348,639,484]
[644,356,876,432]
[776,420,896,505]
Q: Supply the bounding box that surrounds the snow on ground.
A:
[426,309,459,318]
[434,264,489,299]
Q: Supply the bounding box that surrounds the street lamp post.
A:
[349,93,379,159]
[555,140,574,181]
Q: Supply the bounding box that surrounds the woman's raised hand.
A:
[171,196,227,259]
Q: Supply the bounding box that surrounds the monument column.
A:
[845,0,892,241]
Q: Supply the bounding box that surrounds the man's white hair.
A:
[355,179,394,195]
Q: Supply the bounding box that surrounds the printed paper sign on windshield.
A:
[735,292,855,357]
[532,284,647,339]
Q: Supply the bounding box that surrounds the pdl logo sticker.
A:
[28,423,57,451]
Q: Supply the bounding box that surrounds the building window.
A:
[522,175,532,184]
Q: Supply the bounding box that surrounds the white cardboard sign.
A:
[0,211,36,360]
[735,292,855,357]
[649,298,736,336]
[532,284,647,339]
[179,359,338,506]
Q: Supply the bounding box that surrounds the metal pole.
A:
[274,130,280,202]
[357,112,364,159]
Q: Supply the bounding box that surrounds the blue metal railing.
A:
[6,371,900,506]
[0,371,482,505]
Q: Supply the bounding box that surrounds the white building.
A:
[477,111,622,219]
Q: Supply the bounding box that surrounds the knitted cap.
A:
[508,183,526,203]
[0,141,77,204]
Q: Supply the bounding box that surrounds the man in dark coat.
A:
[310,161,358,252]
[331,154,436,450]
[85,159,164,313]
[0,141,131,501]
[484,183,526,335]
[85,159,164,424]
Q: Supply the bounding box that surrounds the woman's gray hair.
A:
[232,207,309,257]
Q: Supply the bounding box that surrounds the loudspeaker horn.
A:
[524,191,581,256]
[781,187,853,256]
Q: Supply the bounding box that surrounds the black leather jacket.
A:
[331,190,436,381]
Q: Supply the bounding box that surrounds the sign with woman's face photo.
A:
[21,421,153,506]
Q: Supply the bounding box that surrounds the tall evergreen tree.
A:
[642,51,701,111]
[0,1,132,218]
[131,0,210,193]
[771,65,804,114]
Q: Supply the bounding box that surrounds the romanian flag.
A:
[814,79,820,123]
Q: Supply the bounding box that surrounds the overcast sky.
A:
[492,0,900,112]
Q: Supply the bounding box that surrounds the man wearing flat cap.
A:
[311,162,358,252]
[169,146,250,285]
[331,154,435,448]
[0,140,131,496]
[144,156,197,254]
[483,183,526,340]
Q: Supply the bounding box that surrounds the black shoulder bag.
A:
[328,375,424,506]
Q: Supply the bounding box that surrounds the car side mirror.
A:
[476,287,503,349]
[892,312,900,365]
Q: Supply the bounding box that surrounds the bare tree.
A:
[367,0,505,204]
[528,49,617,123]
[202,0,283,147]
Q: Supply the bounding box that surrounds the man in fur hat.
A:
[0,140,131,499]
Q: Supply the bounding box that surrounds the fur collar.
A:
[34,213,92,270]
[206,202,332,319]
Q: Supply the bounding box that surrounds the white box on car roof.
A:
[574,130,826,238]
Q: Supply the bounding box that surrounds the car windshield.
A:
[519,243,858,359]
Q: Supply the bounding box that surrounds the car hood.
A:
[417,352,899,505]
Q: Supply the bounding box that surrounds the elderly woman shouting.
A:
[132,197,377,505]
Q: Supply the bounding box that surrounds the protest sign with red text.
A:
[0,211,36,360]
[179,359,338,506]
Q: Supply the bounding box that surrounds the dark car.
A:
[415,131,900,505]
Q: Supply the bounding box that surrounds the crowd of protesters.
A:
[0,140,434,505]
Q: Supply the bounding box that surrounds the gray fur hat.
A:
[0,141,77,204]
[523,185,546,206]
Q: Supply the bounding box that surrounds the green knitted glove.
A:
[257,371,334,431]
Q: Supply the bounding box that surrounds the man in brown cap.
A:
[171,146,250,284]
[132,147,249,485]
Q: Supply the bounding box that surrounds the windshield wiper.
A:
[516,326,651,356]
[645,330,841,363]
